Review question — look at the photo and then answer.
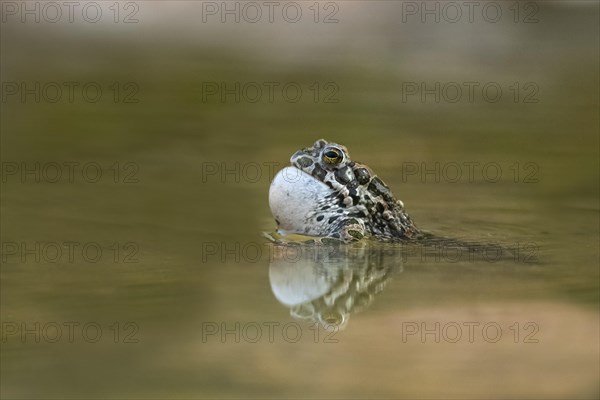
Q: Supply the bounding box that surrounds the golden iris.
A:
[323,148,343,164]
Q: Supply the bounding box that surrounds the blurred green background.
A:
[1,1,598,399]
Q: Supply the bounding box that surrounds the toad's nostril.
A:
[296,157,313,168]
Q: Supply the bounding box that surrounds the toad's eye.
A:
[323,148,343,164]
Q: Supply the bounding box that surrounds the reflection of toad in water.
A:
[268,243,403,330]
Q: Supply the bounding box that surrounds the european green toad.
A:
[268,139,422,243]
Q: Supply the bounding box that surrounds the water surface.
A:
[1,2,598,398]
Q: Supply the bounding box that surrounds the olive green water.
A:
[1,2,599,399]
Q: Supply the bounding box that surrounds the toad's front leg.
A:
[332,217,366,243]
